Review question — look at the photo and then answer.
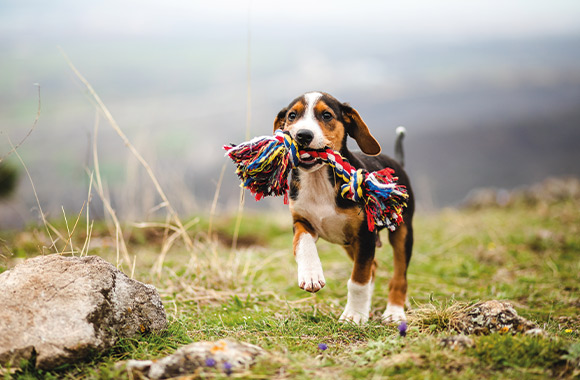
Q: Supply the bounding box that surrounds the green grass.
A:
[0,199,579,379]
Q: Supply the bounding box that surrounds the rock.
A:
[453,300,538,335]
[120,339,264,379]
[0,254,167,370]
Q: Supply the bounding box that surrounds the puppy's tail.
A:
[394,126,406,168]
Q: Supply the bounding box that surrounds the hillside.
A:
[0,186,579,379]
[406,103,580,208]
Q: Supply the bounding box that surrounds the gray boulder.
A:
[0,254,167,370]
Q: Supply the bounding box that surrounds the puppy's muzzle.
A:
[295,129,323,169]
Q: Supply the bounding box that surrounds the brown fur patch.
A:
[338,206,364,241]
[340,204,376,285]
[331,178,365,245]
[313,102,334,122]
[274,101,308,132]
[344,240,378,285]
[287,102,306,125]
[273,110,286,132]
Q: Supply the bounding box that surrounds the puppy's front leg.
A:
[340,279,374,324]
[293,220,325,293]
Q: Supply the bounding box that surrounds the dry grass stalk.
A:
[91,111,131,266]
[5,118,95,258]
[79,173,96,257]
[231,187,246,252]
[231,17,253,252]
[7,138,63,253]
[207,163,227,239]
[150,217,199,277]
[59,203,86,255]
[59,47,193,253]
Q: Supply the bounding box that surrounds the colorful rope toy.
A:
[223,130,408,232]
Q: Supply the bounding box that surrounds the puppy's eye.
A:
[322,111,333,121]
[288,111,297,121]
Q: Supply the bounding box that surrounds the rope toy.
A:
[223,130,408,232]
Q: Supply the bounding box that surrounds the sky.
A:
[3,1,580,41]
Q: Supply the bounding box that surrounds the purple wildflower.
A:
[318,343,328,351]
[205,357,216,367]
[223,361,232,375]
[398,321,407,337]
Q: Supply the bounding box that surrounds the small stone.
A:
[120,339,264,379]
[454,300,537,335]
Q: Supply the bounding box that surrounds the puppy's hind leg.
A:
[382,223,413,323]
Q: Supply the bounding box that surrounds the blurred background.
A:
[1,0,580,228]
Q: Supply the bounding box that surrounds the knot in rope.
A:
[340,169,366,202]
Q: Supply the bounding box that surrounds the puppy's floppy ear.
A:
[273,107,288,133]
[341,103,381,155]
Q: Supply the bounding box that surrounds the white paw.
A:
[298,267,325,293]
[338,280,373,325]
[382,304,406,323]
[295,233,325,293]
[339,306,369,325]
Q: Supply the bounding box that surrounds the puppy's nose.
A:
[295,129,314,147]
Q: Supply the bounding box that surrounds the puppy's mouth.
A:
[297,152,324,169]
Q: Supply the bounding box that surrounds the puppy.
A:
[273,92,414,323]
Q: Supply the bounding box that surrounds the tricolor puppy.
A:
[274,92,415,324]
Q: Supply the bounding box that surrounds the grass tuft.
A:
[408,298,472,334]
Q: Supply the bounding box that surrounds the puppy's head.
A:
[274,92,381,171]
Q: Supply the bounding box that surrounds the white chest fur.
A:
[290,169,351,245]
